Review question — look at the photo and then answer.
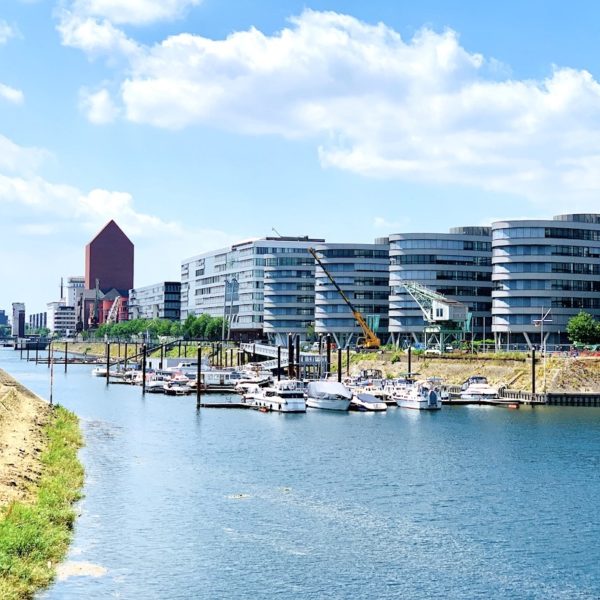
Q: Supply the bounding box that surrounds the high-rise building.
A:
[0,310,7,326]
[129,282,181,321]
[85,220,134,295]
[11,302,25,337]
[388,227,493,346]
[65,276,85,307]
[182,236,323,341]
[47,302,76,336]
[313,240,390,348]
[491,213,600,348]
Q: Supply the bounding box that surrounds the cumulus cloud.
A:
[57,9,600,208]
[0,83,24,105]
[0,21,15,45]
[79,88,119,123]
[70,0,201,26]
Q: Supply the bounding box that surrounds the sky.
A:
[2,0,600,313]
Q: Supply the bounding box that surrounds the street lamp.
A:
[533,307,552,392]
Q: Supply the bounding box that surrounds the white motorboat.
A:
[91,366,107,377]
[394,380,443,410]
[350,393,387,412]
[306,381,352,411]
[163,379,192,396]
[460,376,499,401]
[251,380,306,413]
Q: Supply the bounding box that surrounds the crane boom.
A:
[308,247,381,349]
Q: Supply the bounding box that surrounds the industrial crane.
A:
[395,280,470,351]
[308,247,381,349]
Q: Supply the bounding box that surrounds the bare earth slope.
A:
[0,369,51,506]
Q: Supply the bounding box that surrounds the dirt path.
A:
[0,369,52,507]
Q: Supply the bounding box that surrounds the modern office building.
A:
[85,220,134,295]
[47,302,76,336]
[129,282,182,321]
[388,227,493,346]
[11,303,25,337]
[313,240,390,348]
[491,213,600,348]
[29,312,47,331]
[182,236,323,341]
[0,310,7,326]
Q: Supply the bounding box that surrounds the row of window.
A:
[392,240,491,251]
[495,297,600,309]
[317,249,389,259]
[497,262,600,275]
[398,270,491,281]
[493,244,600,258]
[493,227,600,241]
[392,255,492,266]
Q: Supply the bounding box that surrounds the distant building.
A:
[47,302,75,336]
[12,302,25,337]
[0,310,7,326]
[29,312,47,331]
[85,220,134,295]
[80,220,134,329]
[129,282,181,321]
[65,276,85,307]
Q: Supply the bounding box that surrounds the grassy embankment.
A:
[0,406,84,600]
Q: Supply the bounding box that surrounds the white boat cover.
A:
[306,381,352,400]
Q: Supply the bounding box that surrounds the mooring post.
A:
[408,346,412,376]
[295,335,301,380]
[25,346,29,362]
[142,345,147,395]
[326,335,331,377]
[277,346,281,381]
[288,334,294,378]
[197,346,202,407]
[35,343,39,365]
[106,342,110,385]
[124,342,128,371]
[346,346,350,376]
[64,341,68,373]
[532,348,536,395]
[160,345,164,370]
[337,348,342,382]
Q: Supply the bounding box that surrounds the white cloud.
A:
[57,10,140,58]
[0,134,48,174]
[79,88,119,123]
[0,83,24,105]
[0,21,15,45]
[373,216,410,231]
[70,0,201,26]
[57,9,600,210]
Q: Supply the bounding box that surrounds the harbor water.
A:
[1,349,599,599]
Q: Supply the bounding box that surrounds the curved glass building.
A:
[313,240,389,348]
[492,214,600,349]
[389,227,492,346]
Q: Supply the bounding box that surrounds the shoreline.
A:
[0,368,84,600]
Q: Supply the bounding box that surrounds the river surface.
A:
[1,349,599,599]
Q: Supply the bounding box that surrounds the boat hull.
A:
[306,397,351,411]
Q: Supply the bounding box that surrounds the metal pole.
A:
[142,345,147,395]
[64,341,68,373]
[124,342,128,371]
[36,343,39,365]
[295,335,300,380]
[197,346,202,406]
[337,349,342,382]
[49,341,54,406]
[106,342,110,385]
[288,334,294,379]
[160,344,164,370]
[326,335,331,377]
[408,346,412,375]
[277,346,281,381]
[532,348,536,395]
[346,345,350,376]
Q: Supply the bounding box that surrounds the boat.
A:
[91,366,107,377]
[394,379,442,410]
[460,376,499,402]
[305,381,352,411]
[251,380,306,413]
[350,393,387,412]
[198,370,240,393]
[163,379,193,396]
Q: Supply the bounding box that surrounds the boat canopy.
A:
[306,381,352,400]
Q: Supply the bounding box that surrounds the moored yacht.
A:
[350,393,387,412]
[460,376,499,402]
[251,380,306,413]
[394,379,442,410]
[306,381,352,412]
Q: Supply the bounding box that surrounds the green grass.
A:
[0,406,84,600]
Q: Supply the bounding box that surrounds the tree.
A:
[566,311,600,345]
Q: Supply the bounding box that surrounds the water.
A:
[1,349,599,599]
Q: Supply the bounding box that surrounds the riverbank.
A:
[0,369,84,600]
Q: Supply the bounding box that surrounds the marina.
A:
[1,347,598,599]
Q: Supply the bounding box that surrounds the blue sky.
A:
[2,0,600,313]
